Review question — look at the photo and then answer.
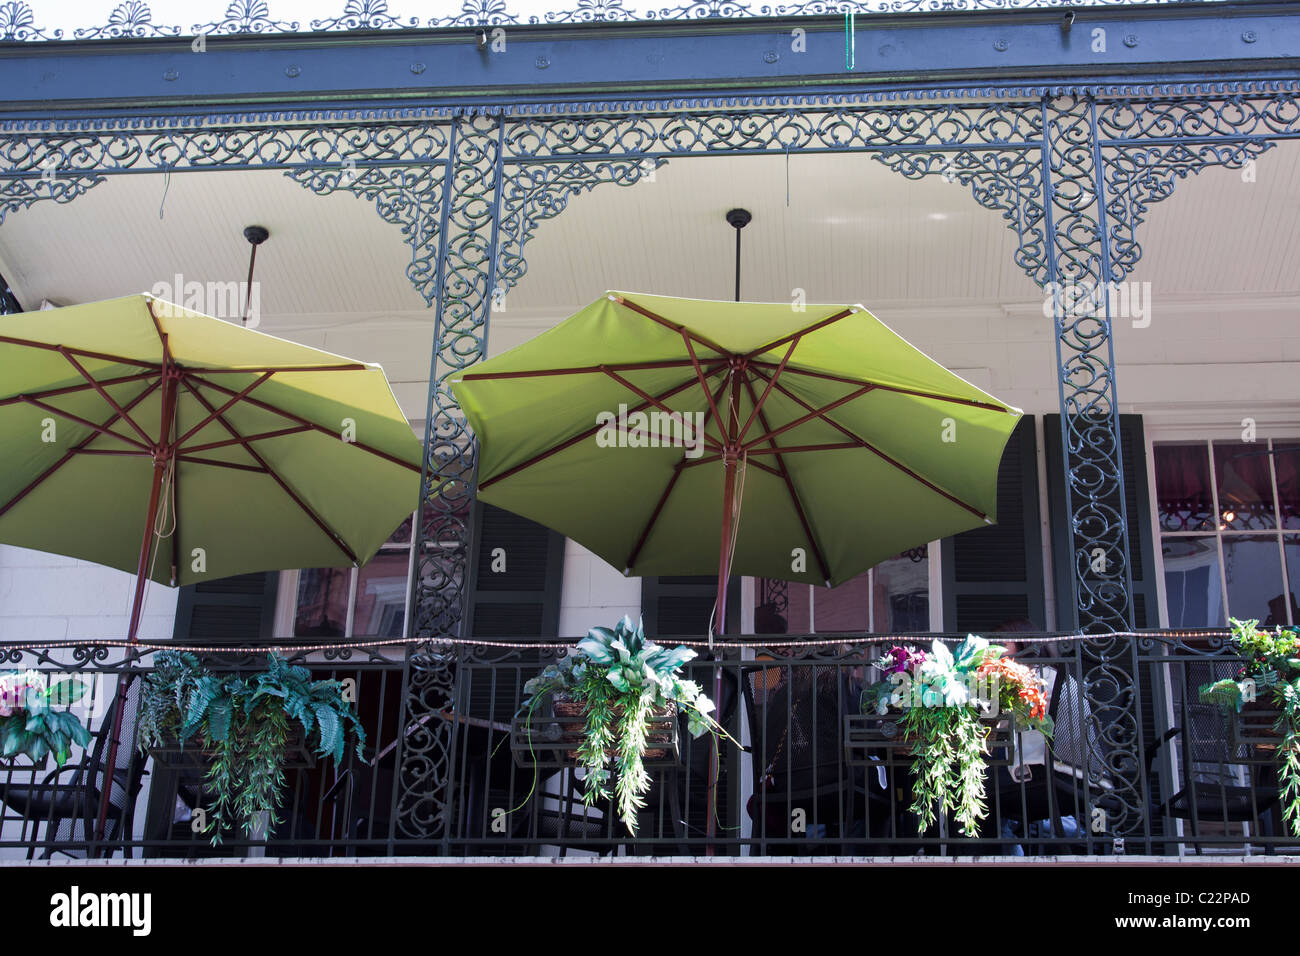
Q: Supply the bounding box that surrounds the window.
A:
[289,514,415,638]
[1154,440,1300,627]
[754,545,932,634]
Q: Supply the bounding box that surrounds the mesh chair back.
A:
[54,675,146,847]
[1180,660,1249,785]
[746,664,847,797]
[1046,668,1109,782]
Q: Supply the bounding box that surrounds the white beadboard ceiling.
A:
[1,139,1298,421]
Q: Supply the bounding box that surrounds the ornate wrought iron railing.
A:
[0,630,1292,859]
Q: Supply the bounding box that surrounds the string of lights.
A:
[0,628,1235,655]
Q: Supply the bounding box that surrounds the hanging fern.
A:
[139,651,366,845]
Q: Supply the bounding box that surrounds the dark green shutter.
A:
[941,415,1046,632]
[464,503,564,638]
[1044,413,1159,629]
[641,575,740,637]
[172,572,279,642]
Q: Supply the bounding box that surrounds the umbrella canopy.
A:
[0,293,423,601]
[452,291,1022,628]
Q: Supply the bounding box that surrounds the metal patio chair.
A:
[743,663,888,853]
[1146,661,1282,853]
[0,677,147,859]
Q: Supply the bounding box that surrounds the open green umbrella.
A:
[0,293,423,843]
[452,290,1022,636]
[0,293,423,640]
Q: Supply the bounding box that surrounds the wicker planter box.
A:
[147,729,316,770]
[844,711,1016,768]
[1230,701,1286,753]
[511,694,679,769]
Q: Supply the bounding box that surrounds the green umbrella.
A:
[0,292,423,639]
[0,293,422,844]
[452,290,1022,636]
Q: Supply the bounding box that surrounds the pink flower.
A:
[882,645,926,675]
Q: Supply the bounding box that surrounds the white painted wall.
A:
[558,538,643,637]
[0,545,178,643]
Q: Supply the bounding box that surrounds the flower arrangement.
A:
[0,671,91,766]
[860,636,1053,836]
[1199,618,1300,835]
[138,651,366,844]
[521,616,727,834]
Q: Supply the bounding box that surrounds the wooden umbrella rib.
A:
[624,463,686,571]
[609,296,730,357]
[0,371,157,409]
[601,368,723,451]
[57,348,155,448]
[18,396,151,452]
[741,374,832,585]
[598,423,708,449]
[69,448,151,457]
[147,299,172,365]
[458,358,724,381]
[749,366,988,521]
[180,378,358,565]
[183,363,370,374]
[746,442,865,455]
[748,360,1011,413]
[681,453,783,479]
[0,335,162,371]
[180,425,313,455]
[175,455,269,473]
[681,332,727,436]
[740,383,875,451]
[184,373,421,474]
[0,380,160,520]
[737,336,798,443]
[621,374,732,570]
[173,370,275,447]
[740,307,855,361]
[477,369,725,492]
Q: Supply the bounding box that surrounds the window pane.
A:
[353,551,410,637]
[294,568,350,637]
[1281,535,1300,626]
[1277,446,1300,530]
[1213,441,1276,530]
[1154,443,1214,532]
[1161,536,1224,627]
[1222,535,1286,625]
[871,548,930,632]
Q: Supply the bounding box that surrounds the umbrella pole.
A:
[93,363,178,852]
[705,448,738,851]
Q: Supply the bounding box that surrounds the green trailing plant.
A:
[861,636,1053,837]
[0,671,90,766]
[1199,618,1300,836]
[138,651,366,845]
[521,616,727,834]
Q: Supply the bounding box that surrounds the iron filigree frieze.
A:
[1094,94,1300,282]
[873,145,1047,285]
[0,122,451,304]
[3,0,1248,43]
[495,157,664,295]
[502,105,1043,160]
